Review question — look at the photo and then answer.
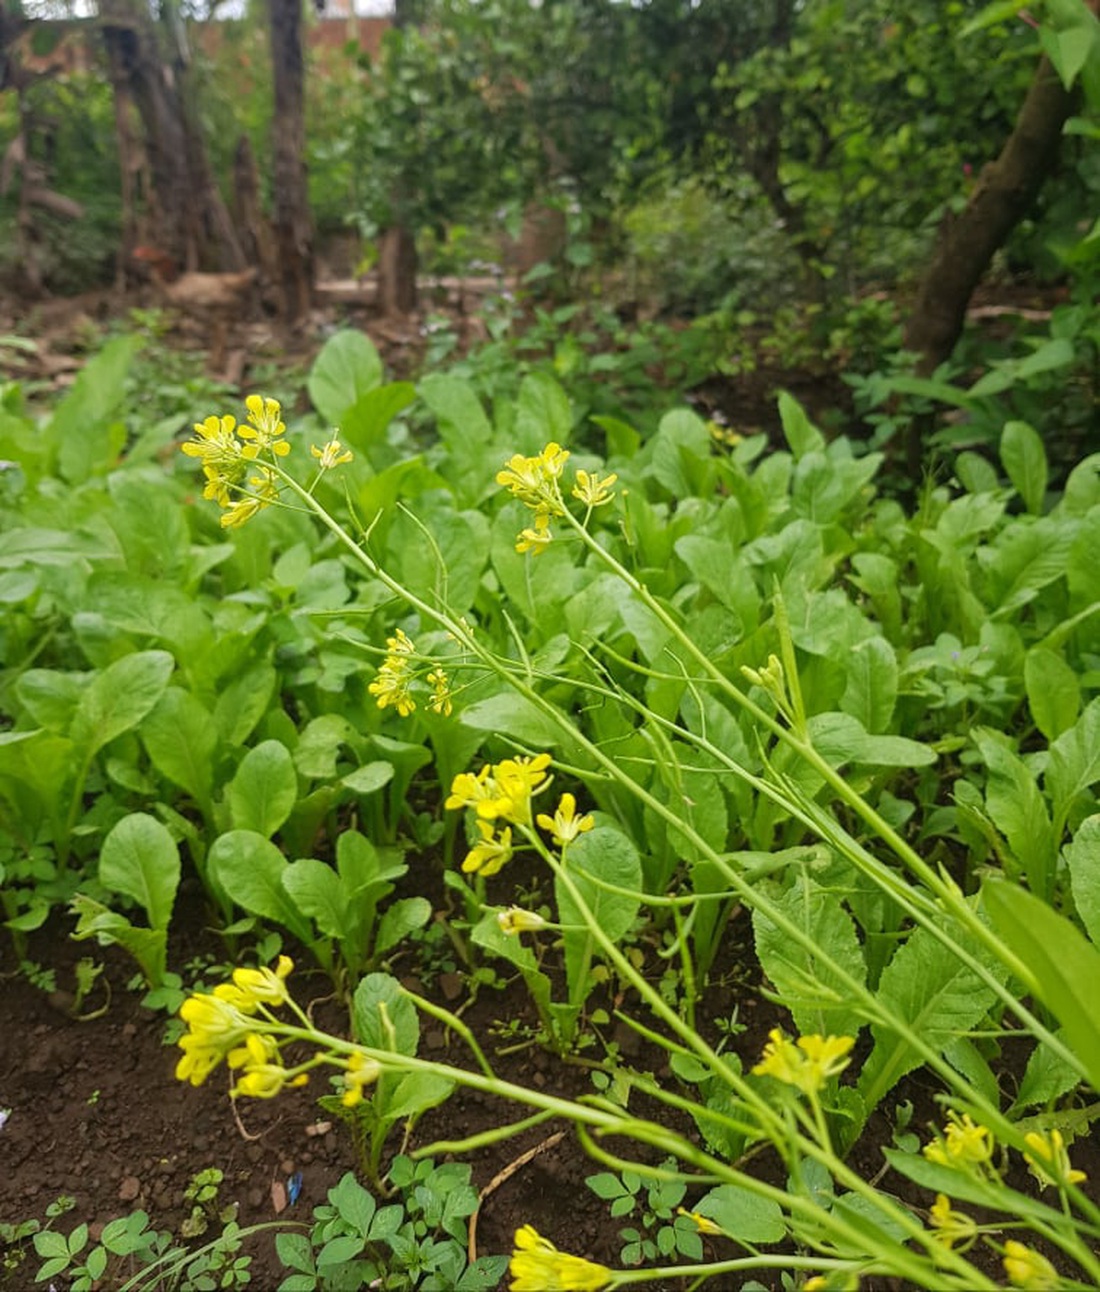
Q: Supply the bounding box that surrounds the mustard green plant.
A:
[174,394,1100,1288]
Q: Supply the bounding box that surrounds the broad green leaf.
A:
[15,669,88,733]
[840,637,897,734]
[983,879,1100,1093]
[98,812,180,932]
[376,897,432,955]
[1067,815,1100,945]
[649,408,713,497]
[294,714,357,780]
[972,728,1057,899]
[226,740,298,837]
[70,895,167,987]
[207,830,313,944]
[753,874,866,1037]
[1000,421,1048,516]
[213,662,278,746]
[342,761,396,796]
[69,650,175,759]
[379,1070,454,1124]
[555,827,642,1003]
[418,373,493,444]
[777,390,825,460]
[308,330,383,424]
[514,372,573,452]
[858,924,1003,1110]
[1046,700,1100,829]
[693,1184,786,1243]
[460,693,567,750]
[1024,647,1080,740]
[810,711,935,768]
[51,334,140,483]
[340,382,417,453]
[1011,1031,1083,1113]
[353,971,419,1054]
[142,688,217,806]
[329,1173,376,1238]
[282,858,350,941]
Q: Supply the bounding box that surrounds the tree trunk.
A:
[99,0,244,272]
[377,0,418,315]
[903,54,1077,470]
[269,0,313,322]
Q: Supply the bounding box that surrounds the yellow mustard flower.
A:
[1023,1127,1087,1190]
[752,1029,854,1097]
[928,1193,978,1251]
[509,1224,612,1292]
[446,765,507,817]
[536,792,595,848]
[220,469,280,529]
[175,993,254,1085]
[181,413,245,472]
[368,629,418,716]
[427,668,453,717]
[214,955,294,1011]
[676,1207,724,1236]
[239,394,290,458]
[572,468,618,509]
[497,443,570,514]
[310,437,354,470]
[1003,1240,1059,1290]
[803,1276,859,1292]
[342,1051,382,1107]
[461,820,513,877]
[515,514,555,555]
[491,753,553,827]
[923,1111,994,1172]
[227,1032,308,1100]
[497,906,548,935]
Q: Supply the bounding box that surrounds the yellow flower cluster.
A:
[928,1193,978,1251]
[497,442,617,554]
[1002,1239,1059,1290]
[367,628,453,719]
[181,395,293,529]
[922,1111,995,1175]
[446,755,596,878]
[176,956,309,1098]
[509,1225,612,1291]
[175,956,380,1108]
[752,1029,855,1098]
[1022,1127,1087,1190]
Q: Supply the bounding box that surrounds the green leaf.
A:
[70,895,167,987]
[753,874,866,1037]
[342,761,395,796]
[777,390,824,460]
[376,897,432,955]
[282,858,350,941]
[1046,700,1100,829]
[693,1184,786,1243]
[418,373,493,444]
[142,688,217,806]
[810,712,935,768]
[308,331,383,423]
[839,637,898,735]
[555,827,642,1004]
[1024,647,1080,741]
[226,740,298,838]
[214,662,278,747]
[1000,421,1048,516]
[985,879,1100,1093]
[69,650,175,760]
[1066,815,1100,945]
[328,1173,376,1239]
[98,813,180,933]
[1011,1031,1083,1113]
[207,830,313,944]
[515,372,573,452]
[972,728,1057,898]
[51,335,140,484]
[353,972,419,1055]
[340,382,417,453]
[858,923,1003,1110]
